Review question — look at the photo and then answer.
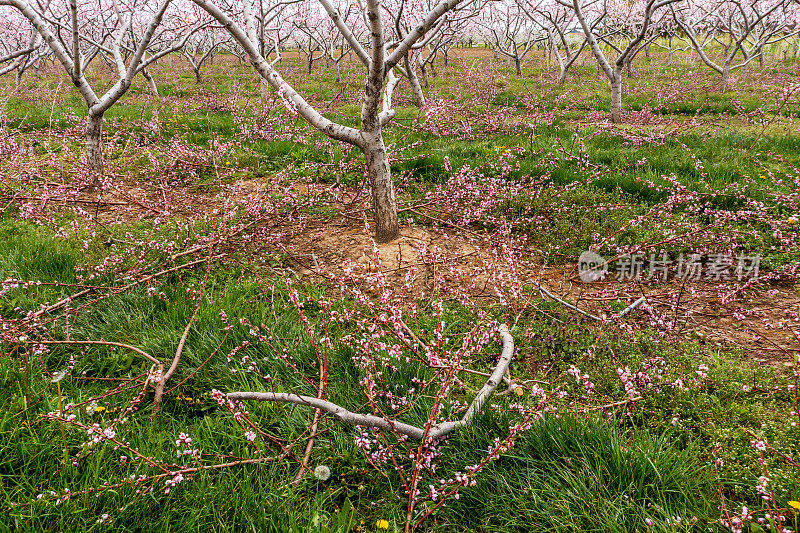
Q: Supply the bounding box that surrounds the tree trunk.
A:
[362,132,398,243]
[419,61,429,88]
[721,65,730,90]
[334,60,341,83]
[557,66,567,85]
[514,56,521,76]
[143,69,159,96]
[405,56,425,108]
[668,36,674,65]
[610,76,622,123]
[194,67,202,84]
[86,111,105,175]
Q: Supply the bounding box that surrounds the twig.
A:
[1,196,128,205]
[35,340,161,367]
[537,283,645,323]
[151,311,197,420]
[618,296,646,318]
[536,283,607,322]
[31,256,217,320]
[586,396,643,411]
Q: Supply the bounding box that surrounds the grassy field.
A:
[1,49,800,532]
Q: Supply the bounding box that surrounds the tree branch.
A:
[228,325,515,440]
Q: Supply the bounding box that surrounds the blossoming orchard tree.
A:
[193,0,476,242]
[179,12,231,83]
[649,7,689,64]
[414,18,456,81]
[672,0,798,88]
[290,0,358,81]
[479,0,539,75]
[389,1,432,107]
[0,0,200,177]
[518,0,589,84]
[382,0,481,107]
[563,0,682,123]
[411,1,478,86]
[0,2,49,80]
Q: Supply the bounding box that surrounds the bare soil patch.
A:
[34,174,800,368]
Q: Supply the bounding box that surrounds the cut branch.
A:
[228,325,514,441]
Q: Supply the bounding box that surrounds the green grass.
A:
[444,415,713,532]
[0,217,795,531]
[2,51,800,531]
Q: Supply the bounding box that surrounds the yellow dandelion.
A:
[789,501,800,510]
[94,406,106,413]
[376,519,389,530]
